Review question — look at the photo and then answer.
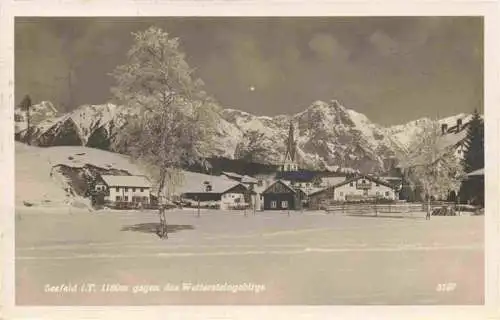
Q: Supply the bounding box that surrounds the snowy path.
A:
[15,209,484,305]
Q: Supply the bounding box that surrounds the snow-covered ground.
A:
[15,142,146,207]
[15,142,235,207]
[15,208,484,305]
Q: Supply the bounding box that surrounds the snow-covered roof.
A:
[221,171,243,180]
[305,187,327,195]
[397,129,468,169]
[262,180,297,194]
[321,176,347,186]
[309,175,396,196]
[101,175,151,188]
[176,172,249,194]
[241,175,258,184]
[436,129,467,150]
[466,168,484,177]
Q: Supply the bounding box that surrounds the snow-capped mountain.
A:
[15,99,474,174]
[17,103,139,148]
[14,101,58,134]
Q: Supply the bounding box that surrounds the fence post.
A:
[197,199,200,218]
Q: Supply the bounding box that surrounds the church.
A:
[261,120,307,211]
[279,120,299,172]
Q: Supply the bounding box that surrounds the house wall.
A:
[263,193,296,210]
[105,186,151,203]
[309,189,335,210]
[220,192,246,210]
[334,183,397,201]
[182,193,221,202]
[308,179,398,210]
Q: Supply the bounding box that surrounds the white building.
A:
[308,175,399,209]
[97,175,152,204]
[332,176,399,201]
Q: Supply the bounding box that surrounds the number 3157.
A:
[436,283,457,292]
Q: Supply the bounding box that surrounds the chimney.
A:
[441,123,448,135]
[456,118,463,133]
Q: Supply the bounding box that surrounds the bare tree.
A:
[110,27,217,238]
[399,121,465,219]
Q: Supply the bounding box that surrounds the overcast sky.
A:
[15,17,483,125]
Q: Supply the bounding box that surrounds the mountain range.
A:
[14,99,473,174]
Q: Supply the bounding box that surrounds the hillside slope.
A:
[15,142,243,209]
[15,142,146,208]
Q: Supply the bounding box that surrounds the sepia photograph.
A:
[11,15,486,307]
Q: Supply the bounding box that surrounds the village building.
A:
[464,168,484,207]
[308,175,399,210]
[438,118,470,162]
[261,180,304,211]
[180,179,256,210]
[221,171,259,188]
[94,175,152,207]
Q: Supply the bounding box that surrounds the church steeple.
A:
[281,120,298,172]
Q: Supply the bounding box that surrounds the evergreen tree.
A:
[459,109,484,205]
[462,109,484,172]
[19,95,32,145]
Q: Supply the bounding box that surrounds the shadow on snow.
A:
[120,223,195,237]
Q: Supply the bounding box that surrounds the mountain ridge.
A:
[14,99,474,174]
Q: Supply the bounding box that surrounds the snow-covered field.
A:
[15,208,484,305]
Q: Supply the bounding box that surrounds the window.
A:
[362,180,366,184]
[124,187,128,192]
[124,196,129,202]
[376,183,379,187]
[385,191,390,197]
[271,200,277,208]
[257,180,263,187]
[281,201,288,208]
[132,188,136,192]
[140,188,144,192]
[115,187,119,192]
[349,182,354,187]
[376,191,380,196]
[116,196,122,201]
[339,192,344,196]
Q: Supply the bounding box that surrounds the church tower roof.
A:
[284,120,297,162]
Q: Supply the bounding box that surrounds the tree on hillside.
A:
[399,121,465,219]
[459,109,484,205]
[19,95,32,145]
[110,26,218,239]
[234,130,269,163]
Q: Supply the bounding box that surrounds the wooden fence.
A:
[324,201,457,216]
